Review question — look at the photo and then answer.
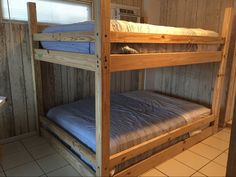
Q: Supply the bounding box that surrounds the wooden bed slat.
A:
[34,49,97,71]
[114,127,213,177]
[110,51,222,72]
[40,116,96,166]
[34,32,95,42]
[111,31,224,44]
[110,114,214,168]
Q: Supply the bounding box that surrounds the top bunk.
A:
[28,3,228,72]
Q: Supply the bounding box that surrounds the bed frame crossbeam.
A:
[34,49,97,71]
[110,51,222,72]
[33,32,95,42]
[110,31,225,44]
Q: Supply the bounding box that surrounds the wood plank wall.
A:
[0,23,36,139]
[0,0,141,140]
[144,0,236,125]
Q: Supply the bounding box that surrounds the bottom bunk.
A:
[40,91,214,176]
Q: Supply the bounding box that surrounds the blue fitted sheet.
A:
[46,91,210,172]
[41,21,96,54]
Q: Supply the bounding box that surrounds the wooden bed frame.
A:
[27,1,233,176]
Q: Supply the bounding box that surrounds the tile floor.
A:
[0,128,231,177]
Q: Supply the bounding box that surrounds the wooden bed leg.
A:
[212,7,234,133]
[27,2,45,134]
[95,0,111,176]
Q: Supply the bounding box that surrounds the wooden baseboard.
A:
[0,131,37,145]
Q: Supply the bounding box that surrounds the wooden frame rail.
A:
[33,32,95,42]
[110,51,222,72]
[114,127,214,177]
[110,115,215,168]
[34,49,97,71]
[110,31,225,44]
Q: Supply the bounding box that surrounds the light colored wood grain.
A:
[114,127,213,177]
[212,7,234,132]
[111,31,224,44]
[34,32,95,42]
[110,51,222,72]
[110,114,214,168]
[95,0,111,176]
[34,49,97,71]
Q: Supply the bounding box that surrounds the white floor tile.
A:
[28,143,56,159]
[222,128,231,134]
[37,154,68,173]
[189,143,222,160]
[47,165,80,177]
[156,159,195,177]
[5,161,44,177]
[21,136,47,149]
[213,130,231,142]
[175,150,210,170]
[0,142,25,156]
[213,151,228,167]
[199,161,226,177]
[202,136,229,151]
[140,168,167,177]
[0,149,34,170]
[191,172,206,177]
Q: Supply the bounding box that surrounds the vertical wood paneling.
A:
[6,24,29,135]
[0,23,14,139]
[111,0,141,7]
[0,23,37,139]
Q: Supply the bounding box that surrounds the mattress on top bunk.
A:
[46,91,211,172]
[41,20,220,54]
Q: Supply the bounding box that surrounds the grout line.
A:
[174,157,205,172]
[21,137,71,175]
[44,164,69,175]
[20,140,47,176]
[194,149,228,176]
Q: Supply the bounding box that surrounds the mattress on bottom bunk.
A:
[41,20,220,54]
[46,91,211,172]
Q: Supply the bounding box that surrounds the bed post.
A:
[212,7,233,132]
[27,2,45,134]
[95,0,111,176]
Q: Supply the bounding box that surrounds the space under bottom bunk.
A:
[40,91,215,176]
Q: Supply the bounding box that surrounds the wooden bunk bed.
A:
[27,1,233,176]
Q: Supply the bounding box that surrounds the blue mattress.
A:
[47,91,210,172]
[41,21,96,54]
